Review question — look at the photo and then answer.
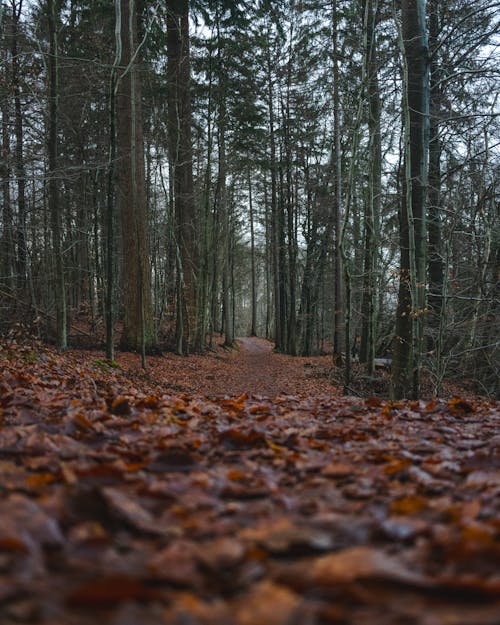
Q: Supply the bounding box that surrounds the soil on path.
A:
[192,336,337,398]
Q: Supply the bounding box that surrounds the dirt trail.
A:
[229,336,279,396]
[194,336,335,398]
[236,336,274,354]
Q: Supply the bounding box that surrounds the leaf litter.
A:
[0,337,499,624]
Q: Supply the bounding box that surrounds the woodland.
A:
[0,0,499,624]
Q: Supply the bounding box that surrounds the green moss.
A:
[93,358,120,370]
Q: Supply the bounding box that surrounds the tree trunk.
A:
[392,0,429,399]
[116,0,154,357]
[332,0,344,365]
[11,0,26,292]
[47,0,67,350]
[284,23,297,355]
[166,0,198,354]
[360,0,381,375]
[248,169,257,337]
[265,38,283,351]
[1,93,14,289]
[104,0,122,361]
[218,91,233,348]
[427,0,444,344]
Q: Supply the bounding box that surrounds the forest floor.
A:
[1,336,499,625]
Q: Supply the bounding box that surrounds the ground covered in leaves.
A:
[1,338,499,625]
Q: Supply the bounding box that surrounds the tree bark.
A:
[332,0,344,366]
[116,0,154,356]
[11,0,26,291]
[360,0,381,375]
[248,169,257,337]
[265,33,283,351]
[1,91,14,288]
[166,0,198,354]
[105,0,122,361]
[47,0,67,350]
[427,0,444,341]
[392,0,429,398]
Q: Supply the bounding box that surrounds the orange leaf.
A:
[227,469,246,481]
[26,473,57,488]
[390,495,428,515]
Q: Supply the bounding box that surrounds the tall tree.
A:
[1,13,14,289]
[392,0,429,398]
[105,0,122,361]
[332,0,344,366]
[427,0,443,329]
[47,0,66,349]
[359,0,381,375]
[116,0,154,356]
[10,0,26,292]
[167,0,198,354]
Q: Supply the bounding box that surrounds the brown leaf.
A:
[390,495,428,515]
[67,574,158,607]
[233,581,301,625]
[101,486,165,535]
[147,447,198,472]
[320,462,353,477]
[218,427,268,450]
[312,546,429,587]
[110,396,131,415]
[148,541,201,586]
[196,537,246,570]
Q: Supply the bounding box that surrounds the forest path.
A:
[236,336,273,354]
[193,335,335,398]
[227,336,279,396]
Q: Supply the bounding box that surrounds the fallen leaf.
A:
[311,546,429,587]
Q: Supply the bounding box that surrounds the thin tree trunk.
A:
[266,42,282,351]
[284,21,297,355]
[218,93,233,348]
[248,169,257,337]
[360,0,381,375]
[105,0,122,361]
[11,0,26,292]
[1,96,14,288]
[47,0,67,350]
[332,0,344,365]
